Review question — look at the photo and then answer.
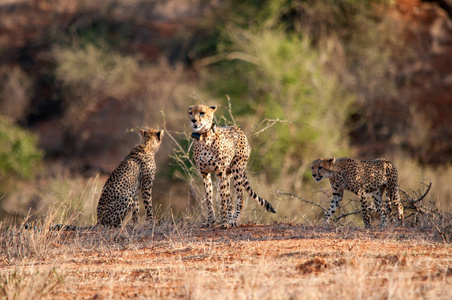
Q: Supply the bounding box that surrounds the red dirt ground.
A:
[2,223,450,299]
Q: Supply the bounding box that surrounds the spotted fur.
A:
[96,128,163,227]
[29,129,163,232]
[311,157,403,228]
[188,104,276,228]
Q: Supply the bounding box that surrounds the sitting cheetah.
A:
[310,157,403,228]
[96,128,163,227]
[188,104,276,228]
[46,128,163,230]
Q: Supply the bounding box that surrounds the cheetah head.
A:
[188,104,217,133]
[310,158,336,182]
[139,128,164,152]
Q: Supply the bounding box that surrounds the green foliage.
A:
[215,0,392,35]
[195,0,412,189]
[221,0,287,28]
[204,29,353,182]
[53,43,140,99]
[0,116,43,182]
[71,19,129,49]
[189,0,287,60]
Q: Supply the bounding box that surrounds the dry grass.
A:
[1,213,451,300]
[396,156,452,213]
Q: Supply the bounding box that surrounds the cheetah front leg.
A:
[219,172,234,229]
[387,184,404,226]
[358,190,372,228]
[372,187,387,228]
[141,178,154,223]
[202,172,215,227]
[324,183,344,223]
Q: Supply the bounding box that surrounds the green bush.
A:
[203,28,353,184]
[53,43,140,100]
[0,116,43,183]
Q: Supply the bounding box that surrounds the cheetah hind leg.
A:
[231,169,245,227]
[97,201,123,228]
[372,187,387,228]
[131,200,139,224]
[388,185,404,226]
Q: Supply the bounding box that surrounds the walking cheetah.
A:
[188,104,276,228]
[310,157,403,228]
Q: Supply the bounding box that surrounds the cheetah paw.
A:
[201,220,215,228]
[220,223,233,229]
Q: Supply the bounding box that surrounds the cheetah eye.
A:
[318,166,323,170]
[188,112,192,116]
[200,112,205,116]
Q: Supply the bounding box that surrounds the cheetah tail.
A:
[24,224,98,232]
[49,224,96,231]
[243,176,276,213]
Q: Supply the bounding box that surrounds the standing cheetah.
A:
[310,157,403,228]
[188,104,276,228]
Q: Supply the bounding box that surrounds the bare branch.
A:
[281,181,439,227]
[188,93,205,103]
[435,226,447,244]
[226,95,237,127]
[161,110,203,201]
[400,182,432,205]
[334,210,361,221]
[251,118,304,138]
[277,191,326,212]
[195,51,259,67]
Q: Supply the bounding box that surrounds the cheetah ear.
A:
[188,106,194,111]
[328,157,336,164]
[210,105,217,111]
[139,129,145,138]
[157,130,164,140]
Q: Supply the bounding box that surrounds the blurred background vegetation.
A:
[0,0,450,225]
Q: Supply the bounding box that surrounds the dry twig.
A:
[278,182,437,227]
[277,191,326,212]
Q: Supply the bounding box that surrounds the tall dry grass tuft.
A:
[396,156,452,213]
[0,207,77,264]
[1,174,102,227]
[0,266,63,300]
